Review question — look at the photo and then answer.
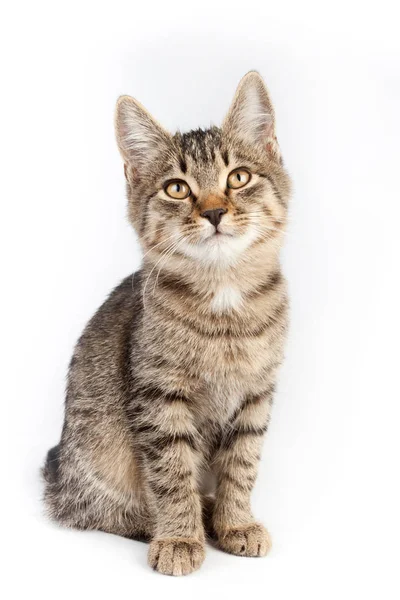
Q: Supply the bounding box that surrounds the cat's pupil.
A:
[237,174,241,181]
[176,184,181,192]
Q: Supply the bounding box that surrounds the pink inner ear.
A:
[123,163,141,183]
[266,135,281,163]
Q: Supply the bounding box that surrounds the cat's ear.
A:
[223,71,280,161]
[115,95,171,176]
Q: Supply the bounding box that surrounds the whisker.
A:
[142,222,198,241]
[142,235,186,307]
[237,215,287,224]
[233,218,287,235]
[237,210,289,223]
[152,231,199,295]
[140,225,199,262]
[152,241,184,294]
[140,233,183,261]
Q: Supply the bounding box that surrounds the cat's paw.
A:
[148,538,205,576]
[217,523,271,557]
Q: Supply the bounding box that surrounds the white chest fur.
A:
[210,286,243,313]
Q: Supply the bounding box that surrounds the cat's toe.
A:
[217,523,271,557]
[148,538,205,576]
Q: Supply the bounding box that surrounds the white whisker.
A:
[142,234,186,307]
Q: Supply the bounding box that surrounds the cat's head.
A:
[115,72,290,268]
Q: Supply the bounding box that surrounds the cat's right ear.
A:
[115,96,171,178]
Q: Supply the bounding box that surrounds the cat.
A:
[42,71,291,576]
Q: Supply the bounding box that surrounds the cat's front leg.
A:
[212,384,275,557]
[133,390,205,576]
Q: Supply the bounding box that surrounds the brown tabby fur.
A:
[43,71,291,576]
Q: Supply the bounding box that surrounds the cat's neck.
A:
[143,240,281,299]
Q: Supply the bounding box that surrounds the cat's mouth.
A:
[205,230,234,242]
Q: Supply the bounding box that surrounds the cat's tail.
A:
[42,444,60,484]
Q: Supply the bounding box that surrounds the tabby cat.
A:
[43,71,291,576]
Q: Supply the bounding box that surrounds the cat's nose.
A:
[201,208,227,228]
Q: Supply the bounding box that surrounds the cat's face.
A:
[115,72,290,268]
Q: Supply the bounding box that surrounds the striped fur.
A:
[43,72,291,576]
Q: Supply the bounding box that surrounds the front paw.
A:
[217,523,271,557]
[148,538,205,576]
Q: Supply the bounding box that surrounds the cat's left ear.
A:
[223,71,280,161]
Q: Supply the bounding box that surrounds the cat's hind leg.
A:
[43,441,154,541]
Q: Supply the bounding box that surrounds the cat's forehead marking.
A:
[178,127,222,160]
[174,127,226,189]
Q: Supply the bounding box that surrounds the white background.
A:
[1,1,400,598]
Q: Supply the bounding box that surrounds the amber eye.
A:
[227,168,251,189]
[164,180,191,199]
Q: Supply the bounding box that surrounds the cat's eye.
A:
[227,168,251,189]
[164,180,191,200]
